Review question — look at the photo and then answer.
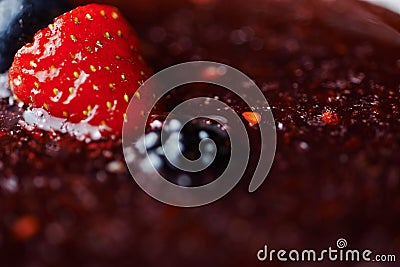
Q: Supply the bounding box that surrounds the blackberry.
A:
[0,0,71,72]
[133,115,231,187]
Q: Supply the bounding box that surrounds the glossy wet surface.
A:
[1,0,400,266]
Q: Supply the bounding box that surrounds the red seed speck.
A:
[12,215,39,241]
[242,111,261,125]
[322,110,339,125]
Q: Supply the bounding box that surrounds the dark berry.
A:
[0,0,71,73]
[133,115,231,187]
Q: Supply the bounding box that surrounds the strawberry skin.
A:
[9,4,150,138]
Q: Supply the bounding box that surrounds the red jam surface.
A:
[0,0,400,266]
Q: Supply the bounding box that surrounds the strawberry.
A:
[8,4,151,138]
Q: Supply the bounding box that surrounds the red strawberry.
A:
[9,4,151,139]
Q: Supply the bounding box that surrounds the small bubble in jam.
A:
[202,66,227,79]
[1,176,19,193]
[242,111,261,125]
[299,141,309,151]
[20,108,111,142]
[106,160,126,173]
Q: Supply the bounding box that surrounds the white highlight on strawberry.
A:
[50,90,63,102]
[21,108,110,142]
[35,67,61,82]
[63,71,90,105]
[74,71,89,89]
[42,27,62,58]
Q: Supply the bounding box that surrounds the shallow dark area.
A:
[1,0,400,266]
